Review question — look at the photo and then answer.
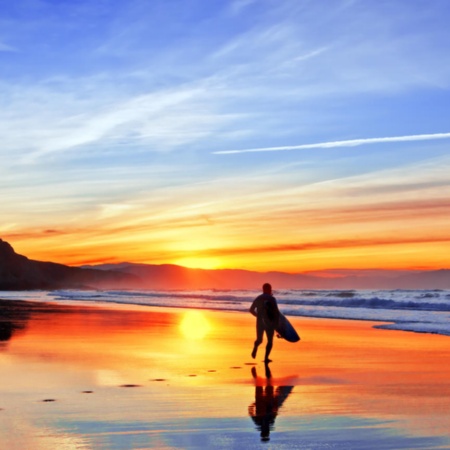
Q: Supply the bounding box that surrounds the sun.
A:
[179,310,211,340]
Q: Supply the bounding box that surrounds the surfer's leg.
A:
[264,327,275,362]
[252,319,264,358]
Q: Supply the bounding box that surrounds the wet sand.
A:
[1,299,450,449]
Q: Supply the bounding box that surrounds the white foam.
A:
[1,288,450,337]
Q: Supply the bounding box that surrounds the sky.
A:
[1,0,450,273]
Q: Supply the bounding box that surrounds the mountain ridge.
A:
[82,262,450,290]
[0,239,138,290]
[1,239,450,290]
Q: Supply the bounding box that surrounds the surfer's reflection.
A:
[248,364,293,442]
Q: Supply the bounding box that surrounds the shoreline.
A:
[2,295,449,339]
[1,298,450,448]
[3,286,450,338]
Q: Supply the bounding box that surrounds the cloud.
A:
[0,76,239,163]
[0,42,17,52]
[2,0,450,271]
[195,235,450,258]
[213,132,450,154]
[3,1,450,165]
[212,0,450,101]
[229,0,257,15]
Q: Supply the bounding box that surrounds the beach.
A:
[1,299,450,449]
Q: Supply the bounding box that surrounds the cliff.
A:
[0,239,138,290]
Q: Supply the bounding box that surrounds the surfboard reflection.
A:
[248,365,294,442]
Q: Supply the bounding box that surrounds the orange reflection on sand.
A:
[2,300,450,445]
[179,310,211,340]
[2,303,252,389]
[2,304,185,387]
[282,316,450,436]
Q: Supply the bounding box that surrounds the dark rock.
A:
[0,239,140,290]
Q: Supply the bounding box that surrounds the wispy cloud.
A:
[3,1,450,165]
[0,77,239,164]
[0,42,17,52]
[3,0,450,271]
[195,235,450,258]
[214,132,450,154]
[229,0,257,15]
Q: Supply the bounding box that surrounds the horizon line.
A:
[213,132,450,155]
[76,261,448,274]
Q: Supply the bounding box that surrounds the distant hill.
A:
[1,238,450,290]
[83,262,450,290]
[0,239,138,290]
[80,262,319,290]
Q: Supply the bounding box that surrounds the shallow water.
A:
[1,300,450,449]
[2,287,450,335]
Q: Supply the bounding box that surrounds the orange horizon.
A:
[3,150,450,274]
[3,233,449,273]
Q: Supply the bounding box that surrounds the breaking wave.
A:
[1,288,450,336]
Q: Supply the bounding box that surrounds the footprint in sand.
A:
[244,363,257,366]
[207,370,217,373]
[230,366,242,369]
[82,391,93,394]
[188,374,197,377]
[120,384,141,388]
[41,399,56,402]
[150,378,167,382]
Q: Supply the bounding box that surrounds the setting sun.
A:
[173,257,222,270]
[179,310,211,340]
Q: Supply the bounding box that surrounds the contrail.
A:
[213,132,450,155]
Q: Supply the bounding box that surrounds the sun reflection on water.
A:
[179,310,211,340]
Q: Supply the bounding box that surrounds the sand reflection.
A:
[179,310,211,340]
[1,300,450,448]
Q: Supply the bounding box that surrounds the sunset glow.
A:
[1,1,450,273]
[174,257,223,270]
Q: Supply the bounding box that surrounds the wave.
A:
[1,288,450,337]
[49,288,450,310]
[279,297,450,312]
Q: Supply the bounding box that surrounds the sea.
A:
[1,288,450,337]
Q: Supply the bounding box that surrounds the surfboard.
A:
[276,313,300,343]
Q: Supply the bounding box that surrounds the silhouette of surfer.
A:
[248,364,293,441]
[250,283,280,362]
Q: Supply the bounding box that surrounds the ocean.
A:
[1,288,450,337]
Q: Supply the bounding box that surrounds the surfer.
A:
[250,283,280,363]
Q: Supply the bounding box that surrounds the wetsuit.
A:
[250,293,280,360]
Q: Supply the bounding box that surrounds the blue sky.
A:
[2,0,450,271]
